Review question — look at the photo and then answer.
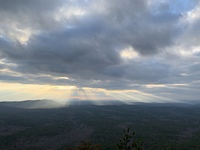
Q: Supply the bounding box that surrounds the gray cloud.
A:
[0,0,200,102]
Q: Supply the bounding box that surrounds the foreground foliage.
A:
[68,128,143,150]
[117,128,143,150]
[67,141,101,150]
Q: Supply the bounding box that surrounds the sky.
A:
[0,0,200,103]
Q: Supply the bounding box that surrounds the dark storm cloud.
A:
[0,28,121,82]
[89,0,182,56]
[0,74,24,82]
[0,0,87,38]
[0,0,65,24]
[0,0,200,96]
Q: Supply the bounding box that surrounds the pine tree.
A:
[117,128,143,150]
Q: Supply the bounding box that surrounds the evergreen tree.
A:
[117,128,143,150]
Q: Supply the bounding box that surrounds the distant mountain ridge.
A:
[0,99,62,109]
[0,99,199,109]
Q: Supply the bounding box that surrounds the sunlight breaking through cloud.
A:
[0,0,200,103]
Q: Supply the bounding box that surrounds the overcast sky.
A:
[0,0,200,103]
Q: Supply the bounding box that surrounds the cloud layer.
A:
[0,0,200,102]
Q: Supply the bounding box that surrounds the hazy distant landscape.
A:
[0,100,200,150]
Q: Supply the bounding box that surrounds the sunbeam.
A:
[0,82,76,104]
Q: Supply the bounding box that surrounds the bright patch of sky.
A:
[169,0,196,14]
[149,0,197,15]
[120,46,139,59]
